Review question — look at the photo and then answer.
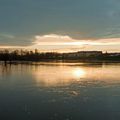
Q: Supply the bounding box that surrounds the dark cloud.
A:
[0,0,120,45]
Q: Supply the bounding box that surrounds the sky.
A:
[0,0,120,52]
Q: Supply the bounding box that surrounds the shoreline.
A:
[0,59,120,65]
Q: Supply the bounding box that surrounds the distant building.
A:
[77,51,102,57]
[107,53,120,57]
[65,51,102,58]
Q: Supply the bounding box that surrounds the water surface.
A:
[0,62,120,120]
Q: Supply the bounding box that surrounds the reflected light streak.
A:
[32,66,86,87]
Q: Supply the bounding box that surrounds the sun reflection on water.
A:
[32,66,86,87]
[73,68,86,79]
[31,63,120,87]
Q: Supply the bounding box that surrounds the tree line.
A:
[0,49,120,63]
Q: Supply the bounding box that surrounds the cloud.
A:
[0,34,120,52]
[0,33,33,46]
[31,34,120,46]
[26,34,120,52]
[32,34,77,45]
[0,34,15,39]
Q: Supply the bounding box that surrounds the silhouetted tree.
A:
[0,49,119,62]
